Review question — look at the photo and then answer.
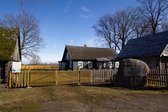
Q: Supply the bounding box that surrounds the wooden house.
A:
[59,45,117,70]
[116,31,168,69]
[0,27,21,84]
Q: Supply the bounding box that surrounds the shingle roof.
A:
[63,45,117,61]
[117,31,168,59]
[0,27,19,61]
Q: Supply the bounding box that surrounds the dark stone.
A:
[113,58,150,88]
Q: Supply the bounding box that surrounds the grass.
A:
[0,85,168,112]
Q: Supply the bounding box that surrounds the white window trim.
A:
[78,61,83,69]
[108,62,112,69]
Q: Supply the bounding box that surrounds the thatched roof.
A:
[117,31,168,59]
[0,27,20,61]
[62,45,117,61]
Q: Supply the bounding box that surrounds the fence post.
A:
[78,68,81,85]
[55,70,58,85]
[27,69,31,87]
[166,68,168,87]
[8,72,12,88]
[91,70,93,83]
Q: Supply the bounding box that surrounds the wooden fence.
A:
[8,69,117,88]
[8,71,30,88]
[8,68,168,88]
[147,69,168,87]
[91,69,117,83]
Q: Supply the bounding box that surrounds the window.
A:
[108,62,112,69]
[78,61,83,69]
[103,63,107,68]
[115,62,120,68]
[88,61,92,69]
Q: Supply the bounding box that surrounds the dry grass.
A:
[0,85,168,112]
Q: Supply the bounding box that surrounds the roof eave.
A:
[160,44,168,57]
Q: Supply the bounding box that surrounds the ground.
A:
[0,85,168,112]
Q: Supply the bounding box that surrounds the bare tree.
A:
[114,8,138,50]
[138,0,168,34]
[161,19,168,31]
[93,15,119,51]
[93,8,138,51]
[132,8,150,38]
[0,11,44,57]
[30,54,41,65]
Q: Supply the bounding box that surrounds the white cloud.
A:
[81,6,90,12]
[64,0,72,14]
[79,15,92,19]
[80,6,94,19]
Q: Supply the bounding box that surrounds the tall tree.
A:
[93,8,137,51]
[133,8,150,38]
[0,11,44,58]
[138,0,168,34]
[93,15,119,51]
[161,19,168,31]
[114,8,138,50]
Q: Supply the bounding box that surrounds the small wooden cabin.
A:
[117,31,168,70]
[0,27,21,84]
[59,45,117,70]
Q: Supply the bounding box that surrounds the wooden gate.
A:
[56,70,91,85]
[30,70,56,86]
[8,69,117,88]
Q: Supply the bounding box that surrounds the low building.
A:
[59,45,117,70]
[116,31,168,69]
[0,27,21,83]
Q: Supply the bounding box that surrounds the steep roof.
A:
[0,27,20,61]
[62,45,117,61]
[117,31,168,59]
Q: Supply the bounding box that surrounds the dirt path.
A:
[39,86,168,112]
[0,86,168,112]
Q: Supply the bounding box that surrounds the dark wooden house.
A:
[59,45,117,70]
[116,31,168,69]
[0,27,21,84]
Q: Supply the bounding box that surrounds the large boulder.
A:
[114,59,150,88]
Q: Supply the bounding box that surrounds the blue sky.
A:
[0,0,140,63]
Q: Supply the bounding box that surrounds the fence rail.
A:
[21,65,59,70]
